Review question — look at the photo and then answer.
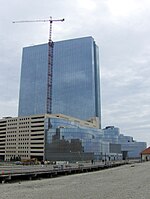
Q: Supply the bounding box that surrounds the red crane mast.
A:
[13,17,65,114]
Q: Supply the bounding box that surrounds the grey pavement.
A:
[0,161,150,199]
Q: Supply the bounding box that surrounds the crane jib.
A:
[13,17,65,114]
[12,18,65,23]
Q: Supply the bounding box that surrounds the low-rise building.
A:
[141,147,150,161]
[0,114,106,162]
[1,115,145,162]
[0,114,45,161]
[102,126,147,158]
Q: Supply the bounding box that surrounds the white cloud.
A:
[106,0,142,17]
[77,0,97,11]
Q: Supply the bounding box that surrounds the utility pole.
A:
[13,17,65,114]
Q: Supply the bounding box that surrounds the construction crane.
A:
[13,17,65,114]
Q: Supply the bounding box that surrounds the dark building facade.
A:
[44,116,103,162]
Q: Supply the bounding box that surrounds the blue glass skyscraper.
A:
[18,37,101,127]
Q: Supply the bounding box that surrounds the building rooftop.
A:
[0,113,99,129]
[141,147,150,154]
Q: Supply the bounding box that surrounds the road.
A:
[0,161,150,199]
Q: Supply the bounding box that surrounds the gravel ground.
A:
[1,161,150,199]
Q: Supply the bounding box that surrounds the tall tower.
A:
[18,36,101,127]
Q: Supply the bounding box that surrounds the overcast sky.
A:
[0,0,150,145]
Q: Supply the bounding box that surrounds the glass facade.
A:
[103,126,147,158]
[103,126,120,144]
[45,117,103,161]
[18,37,101,127]
[18,44,48,116]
